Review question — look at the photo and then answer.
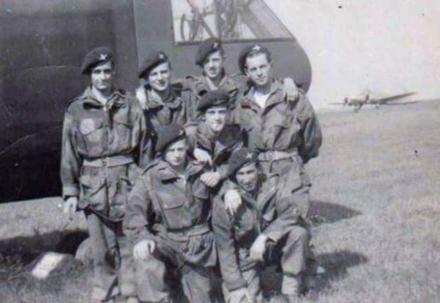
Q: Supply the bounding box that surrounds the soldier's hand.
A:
[229,287,253,303]
[63,196,78,220]
[250,234,268,262]
[133,239,156,260]
[194,147,213,166]
[224,189,242,216]
[283,77,299,101]
[201,172,221,187]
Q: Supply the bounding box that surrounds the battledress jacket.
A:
[212,176,300,291]
[195,122,244,180]
[60,87,148,221]
[124,159,217,267]
[232,79,322,204]
[135,83,198,158]
[184,73,245,120]
[233,79,322,164]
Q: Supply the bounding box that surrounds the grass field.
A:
[1,101,439,302]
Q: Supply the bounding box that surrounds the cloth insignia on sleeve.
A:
[79,118,96,135]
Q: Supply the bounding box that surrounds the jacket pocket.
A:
[109,176,131,220]
[79,174,106,210]
[156,191,189,229]
[81,120,105,155]
[272,115,301,149]
[113,115,133,148]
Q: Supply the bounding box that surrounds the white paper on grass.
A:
[31,252,66,279]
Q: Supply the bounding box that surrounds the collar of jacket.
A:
[145,86,182,110]
[240,79,284,109]
[155,159,183,181]
[80,86,126,109]
[194,72,237,94]
[238,179,278,211]
[154,158,204,181]
[197,123,241,152]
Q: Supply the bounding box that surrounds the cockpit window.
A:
[171,0,292,43]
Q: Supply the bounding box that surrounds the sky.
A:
[266,0,440,109]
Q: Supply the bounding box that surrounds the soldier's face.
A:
[204,105,228,134]
[164,139,187,167]
[203,50,224,79]
[90,61,114,92]
[148,62,171,92]
[236,163,258,192]
[245,53,272,87]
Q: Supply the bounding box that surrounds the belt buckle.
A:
[267,152,275,162]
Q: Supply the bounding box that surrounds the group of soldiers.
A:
[60,38,322,303]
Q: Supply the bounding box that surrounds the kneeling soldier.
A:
[213,148,309,303]
[124,124,216,303]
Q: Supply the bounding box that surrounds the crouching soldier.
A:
[135,51,197,158]
[213,148,309,303]
[193,90,244,189]
[61,47,148,302]
[124,124,217,303]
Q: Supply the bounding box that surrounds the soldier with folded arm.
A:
[213,148,309,303]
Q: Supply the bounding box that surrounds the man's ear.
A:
[244,67,250,78]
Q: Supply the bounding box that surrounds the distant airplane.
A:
[329,90,417,112]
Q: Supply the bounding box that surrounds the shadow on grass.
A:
[310,250,369,295]
[0,230,88,262]
[309,200,362,225]
[0,231,91,303]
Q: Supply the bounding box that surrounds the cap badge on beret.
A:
[252,45,261,51]
[99,53,108,60]
[213,42,218,49]
[246,153,253,159]
[158,53,165,60]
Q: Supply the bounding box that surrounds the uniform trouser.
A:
[223,225,309,302]
[222,268,263,303]
[86,212,136,302]
[271,225,310,295]
[135,236,212,303]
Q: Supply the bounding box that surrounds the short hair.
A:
[245,48,272,65]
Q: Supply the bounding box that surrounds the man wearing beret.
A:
[135,50,197,158]
[212,148,309,303]
[192,89,244,189]
[61,47,148,302]
[124,124,216,303]
[228,44,322,221]
[185,38,244,119]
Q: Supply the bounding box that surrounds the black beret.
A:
[156,124,186,153]
[195,38,223,67]
[81,46,113,75]
[139,50,169,79]
[227,148,257,177]
[197,89,230,112]
[238,44,270,74]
